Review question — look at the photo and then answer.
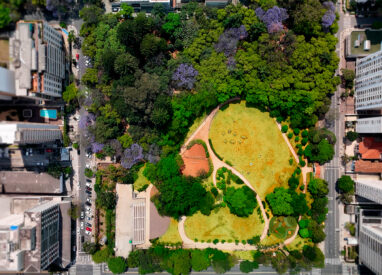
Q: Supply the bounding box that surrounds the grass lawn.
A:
[230,250,255,261]
[285,235,313,251]
[260,234,283,246]
[157,218,182,244]
[269,216,297,240]
[209,101,297,199]
[133,165,150,192]
[184,206,264,242]
[351,30,382,56]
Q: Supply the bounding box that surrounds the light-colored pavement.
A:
[178,100,311,250]
[115,184,133,258]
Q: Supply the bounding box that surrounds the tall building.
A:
[357,116,382,133]
[356,180,382,204]
[358,209,382,275]
[0,122,62,145]
[0,199,70,273]
[355,50,382,111]
[0,67,16,101]
[8,21,66,101]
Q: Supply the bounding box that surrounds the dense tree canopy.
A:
[224,186,258,217]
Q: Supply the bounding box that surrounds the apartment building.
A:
[358,209,382,275]
[8,21,66,101]
[0,199,70,272]
[356,180,382,204]
[0,122,62,145]
[355,50,382,111]
[0,67,16,101]
[357,116,382,133]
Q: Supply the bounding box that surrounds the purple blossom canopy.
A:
[323,1,336,13]
[91,142,104,153]
[121,143,144,169]
[214,25,248,57]
[79,111,95,130]
[255,6,288,33]
[227,56,236,70]
[322,10,336,28]
[145,144,161,164]
[172,63,199,90]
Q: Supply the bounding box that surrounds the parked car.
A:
[80,222,84,230]
[86,223,92,227]
[85,230,91,235]
[86,190,92,195]
[80,212,84,220]
[86,182,92,188]
[86,227,92,232]
[85,163,91,169]
[81,236,84,243]
[85,211,92,216]
[77,227,80,235]
[86,187,92,192]
[86,179,92,183]
[86,198,92,204]
[85,206,91,212]
[86,216,92,222]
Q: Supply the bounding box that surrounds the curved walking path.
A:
[179,100,312,250]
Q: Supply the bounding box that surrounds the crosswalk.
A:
[76,253,93,264]
[343,15,353,29]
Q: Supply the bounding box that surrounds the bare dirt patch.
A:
[181,144,209,177]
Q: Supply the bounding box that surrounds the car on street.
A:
[76,53,79,60]
[86,190,92,195]
[46,148,52,153]
[80,222,84,230]
[86,178,92,183]
[86,186,92,192]
[86,227,92,232]
[86,211,92,216]
[81,236,84,243]
[86,182,92,188]
[85,230,91,235]
[80,211,84,220]
[86,216,92,222]
[86,198,92,204]
[85,206,91,212]
[86,223,92,227]
[85,163,91,169]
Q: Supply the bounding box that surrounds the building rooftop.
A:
[355,160,382,173]
[347,30,382,58]
[0,171,61,194]
[358,137,382,159]
[26,199,58,213]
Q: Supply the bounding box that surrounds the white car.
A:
[85,230,91,236]
[85,206,91,212]
[80,222,84,230]
[80,211,84,220]
[85,211,92,216]
[85,182,92,188]
[85,163,91,169]
[86,198,92,204]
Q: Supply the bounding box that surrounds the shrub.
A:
[240,261,254,273]
[346,131,358,142]
[287,132,293,139]
[221,240,226,243]
[241,240,247,244]
[299,228,310,238]
[301,137,308,146]
[300,160,306,167]
[207,239,211,243]
[295,136,300,142]
[281,125,288,133]
[235,240,239,245]
[92,249,110,263]
[107,257,127,274]
[73,142,79,149]
[289,158,293,165]
[84,168,93,178]
[301,130,308,137]
[293,128,300,135]
[213,239,219,244]
[276,117,283,123]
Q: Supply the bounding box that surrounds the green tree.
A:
[107,257,127,274]
[0,6,11,29]
[346,131,358,142]
[191,250,210,271]
[240,261,254,273]
[308,220,326,243]
[140,34,167,58]
[114,53,138,76]
[118,3,133,18]
[96,191,116,210]
[266,187,294,216]
[166,250,191,275]
[308,178,329,198]
[337,175,354,193]
[67,204,80,219]
[224,186,257,217]
[63,83,78,103]
[163,13,181,35]
[341,69,355,89]
[118,133,133,149]
[83,242,98,254]
[92,249,110,263]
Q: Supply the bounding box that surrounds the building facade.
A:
[357,116,382,133]
[0,122,62,145]
[0,67,16,100]
[0,200,63,272]
[355,50,382,111]
[9,21,65,101]
[356,180,382,204]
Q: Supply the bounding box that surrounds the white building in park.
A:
[356,116,382,133]
[355,50,382,111]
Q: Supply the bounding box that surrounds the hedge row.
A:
[209,139,223,161]
[187,139,210,158]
